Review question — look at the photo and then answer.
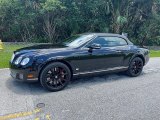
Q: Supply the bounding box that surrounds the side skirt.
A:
[73,66,128,76]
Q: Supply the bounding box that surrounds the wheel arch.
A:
[130,54,145,66]
[136,55,145,66]
[38,59,73,81]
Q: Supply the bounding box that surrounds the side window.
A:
[86,37,108,47]
[86,36,127,48]
[105,37,128,47]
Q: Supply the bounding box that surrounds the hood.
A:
[14,43,71,56]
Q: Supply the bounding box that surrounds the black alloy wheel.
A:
[40,62,71,92]
[127,57,144,77]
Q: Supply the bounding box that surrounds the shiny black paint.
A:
[10,33,149,81]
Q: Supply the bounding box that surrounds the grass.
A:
[0,44,160,68]
[0,44,25,68]
[150,50,160,57]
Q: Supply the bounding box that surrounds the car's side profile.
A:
[10,33,149,91]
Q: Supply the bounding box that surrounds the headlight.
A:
[20,57,30,66]
[14,56,23,65]
[11,53,15,62]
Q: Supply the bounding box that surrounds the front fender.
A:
[37,56,73,77]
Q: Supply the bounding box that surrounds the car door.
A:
[104,36,131,67]
[70,36,128,74]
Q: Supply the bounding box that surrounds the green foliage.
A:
[41,0,65,12]
[0,0,160,45]
[117,16,127,25]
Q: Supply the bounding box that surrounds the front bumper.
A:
[10,68,38,82]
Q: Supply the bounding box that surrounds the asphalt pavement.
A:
[0,58,160,120]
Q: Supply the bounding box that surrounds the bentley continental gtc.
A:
[10,33,149,91]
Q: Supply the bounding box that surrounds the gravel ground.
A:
[0,58,160,120]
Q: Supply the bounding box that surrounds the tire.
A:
[40,62,71,92]
[127,57,144,77]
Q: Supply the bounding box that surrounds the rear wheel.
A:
[127,57,144,77]
[40,62,71,92]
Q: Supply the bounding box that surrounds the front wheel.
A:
[40,62,71,92]
[127,57,144,77]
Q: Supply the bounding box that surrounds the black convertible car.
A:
[10,33,149,91]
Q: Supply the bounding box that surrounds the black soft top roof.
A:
[81,33,133,45]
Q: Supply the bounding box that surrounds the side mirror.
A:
[88,43,101,49]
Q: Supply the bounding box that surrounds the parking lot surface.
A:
[0,58,160,120]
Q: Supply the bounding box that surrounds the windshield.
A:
[65,34,94,48]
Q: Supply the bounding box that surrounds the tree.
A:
[0,0,160,45]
